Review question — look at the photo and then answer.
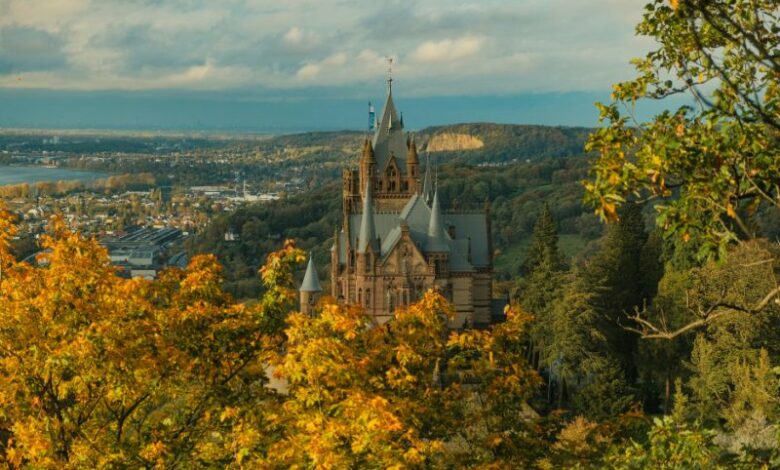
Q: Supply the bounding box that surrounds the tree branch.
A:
[626,285,780,340]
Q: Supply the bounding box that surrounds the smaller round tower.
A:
[299,253,323,316]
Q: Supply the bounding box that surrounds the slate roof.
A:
[340,193,490,272]
[371,85,407,174]
[357,180,379,253]
[300,254,323,292]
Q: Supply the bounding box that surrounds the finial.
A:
[386,57,393,94]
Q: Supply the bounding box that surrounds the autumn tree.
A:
[0,206,305,468]
[584,0,780,336]
[264,293,542,467]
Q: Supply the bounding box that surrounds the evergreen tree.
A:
[523,203,563,274]
[544,272,635,418]
[518,204,565,370]
[583,203,648,380]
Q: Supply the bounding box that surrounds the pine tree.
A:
[583,203,648,379]
[523,203,563,274]
[518,203,565,370]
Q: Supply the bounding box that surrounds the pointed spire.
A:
[421,153,433,204]
[427,188,449,252]
[358,179,379,253]
[361,137,375,163]
[300,253,322,292]
[331,227,339,252]
[407,137,418,164]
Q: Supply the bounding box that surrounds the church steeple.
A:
[357,179,379,253]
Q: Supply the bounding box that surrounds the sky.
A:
[0,0,665,131]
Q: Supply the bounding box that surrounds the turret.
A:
[427,189,449,253]
[421,153,433,205]
[427,188,450,277]
[330,227,340,298]
[357,180,379,255]
[359,138,375,198]
[406,135,419,192]
[299,254,323,316]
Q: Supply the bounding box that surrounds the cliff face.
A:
[425,133,484,152]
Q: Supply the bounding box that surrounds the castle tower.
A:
[358,138,375,199]
[299,254,322,316]
[426,189,450,276]
[331,77,496,328]
[406,136,419,193]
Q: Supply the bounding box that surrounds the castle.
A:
[300,77,495,328]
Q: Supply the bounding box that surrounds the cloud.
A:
[0,0,652,96]
[0,26,66,73]
[283,26,317,46]
[409,36,484,63]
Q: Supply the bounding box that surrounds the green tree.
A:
[524,202,564,273]
[583,203,648,378]
[584,0,780,337]
[518,203,566,370]
[545,273,635,419]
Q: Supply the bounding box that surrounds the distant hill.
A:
[416,123,593,164]
[236,123,593,172]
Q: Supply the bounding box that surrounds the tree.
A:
[585,0,779,249]
[583,203,648,377]
[603,416,723,470]
[518,203,566,370]
[543,272,635,419]
[266,293,543,467]
[583,0,780,335]
[0,210,305,468]
[524,202,564,273]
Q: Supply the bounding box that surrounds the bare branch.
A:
[625,285,780,340]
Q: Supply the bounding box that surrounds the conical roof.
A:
[300,254,322,292]
[421,153,433,204]
[372,82,407,172]
[357,179,379,253]
[427,189,449,252]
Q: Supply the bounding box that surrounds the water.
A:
[0,166,107,186]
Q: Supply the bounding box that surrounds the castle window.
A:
[358,288,362,305]
[366,288,371,307]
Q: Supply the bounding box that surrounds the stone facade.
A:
[319,80,495,328]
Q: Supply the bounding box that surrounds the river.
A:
[0,166,108,186]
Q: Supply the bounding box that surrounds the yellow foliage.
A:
[0,212,543,467]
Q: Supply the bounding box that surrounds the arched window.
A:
[365,288,371,307]
[358,288,362,305]
[387,168,397,192]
